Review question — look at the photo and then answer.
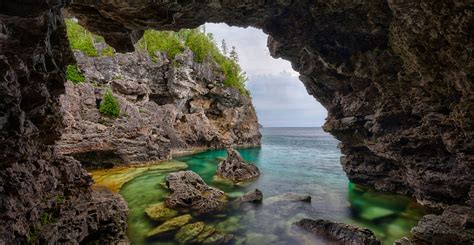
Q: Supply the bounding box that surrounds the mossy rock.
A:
[146,214,192,238]
[175,222,206,244]
[195,225,217,243]
[215,216,241,233]
[145,202,179,221]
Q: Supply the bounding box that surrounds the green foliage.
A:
[40,213,54,226]
[65,18,115,57]
[99,89,121,118]
[138,30,185,59]
[66,64,85,84]
[65,19,97,56]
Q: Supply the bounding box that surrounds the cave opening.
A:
[1,2,471,244]
[60,19,429,244]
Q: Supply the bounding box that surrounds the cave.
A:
[1,1,473,244]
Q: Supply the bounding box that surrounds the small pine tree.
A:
[229,46,239,62]
[99,89,120,118]
[66,64,85,84]
[221,39,228,56]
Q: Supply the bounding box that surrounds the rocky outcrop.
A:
[55,49,261,167]
[216,148,261,182]
[294,219,381,245]
[165,171,228,214]
[397,200,474,245]
[234,189,263,205]
[2,0,473,243]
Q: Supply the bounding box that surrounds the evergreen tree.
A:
[229,46,239,62]
[221,39,228,56]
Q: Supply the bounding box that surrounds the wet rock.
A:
[294,219,381,245]
[145,202,179,222]
[146,214,192,238]
[233,189,263,207]
[165,171,228,214]
[405,204,474,244]
[175,222,206,244]
[264,193,311,206]
[216,148,261,182]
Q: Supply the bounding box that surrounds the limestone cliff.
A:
[56,49,260,167]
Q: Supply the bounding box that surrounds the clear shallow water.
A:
[109,127,428,244]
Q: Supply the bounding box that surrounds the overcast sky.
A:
[205,23,327,127]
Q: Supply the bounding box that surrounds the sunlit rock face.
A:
[1,0,473,243]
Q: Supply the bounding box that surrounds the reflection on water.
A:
[92,128,428,244]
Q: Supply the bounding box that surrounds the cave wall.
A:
[0,2,128,243]
[1,0,473,243]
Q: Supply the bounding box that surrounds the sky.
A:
[205,23,327,127]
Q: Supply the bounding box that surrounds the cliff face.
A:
[1,0,473,243]
[55,49,260,167]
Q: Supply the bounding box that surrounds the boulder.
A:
[216,148,260,183]
[146,214,192,238]
[294,219,381,245]
[145,202,179,221]
[233,189,263,207]
[165,171,228,214]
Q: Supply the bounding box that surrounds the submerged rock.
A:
[294,219,381,245]
[175,222,232,244]
[175,222,206,244]
[216,148,260,183]
[264,192,311,206]
[165,171,228,214]
[145,202,179,221]
[147,214,192,238]
[233,189,263,207]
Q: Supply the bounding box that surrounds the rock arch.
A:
[0,0,472,243]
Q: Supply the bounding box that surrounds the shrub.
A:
[137,30,184,59]
[66,64,85,84]
[99,89,121,118]
[65,19,97,56]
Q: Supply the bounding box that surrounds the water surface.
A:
[101,128,427,244]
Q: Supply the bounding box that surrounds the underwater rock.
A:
[165,171,228,214]
[242,232,279,245]
[145,202,179,221]
[264,192,311,206]
[146,214,192,238]
[175,222,206,244]
[294,219,381,245]
[233,189,263,207]
[216,148,260,182]
[175,222,232,244]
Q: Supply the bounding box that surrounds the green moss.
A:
[66,64,85,84]
[40,212,54,226]
[99,89,121,118]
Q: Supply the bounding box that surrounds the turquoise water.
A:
[117,127,427,244]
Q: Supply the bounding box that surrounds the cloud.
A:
[205,23,327,127]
